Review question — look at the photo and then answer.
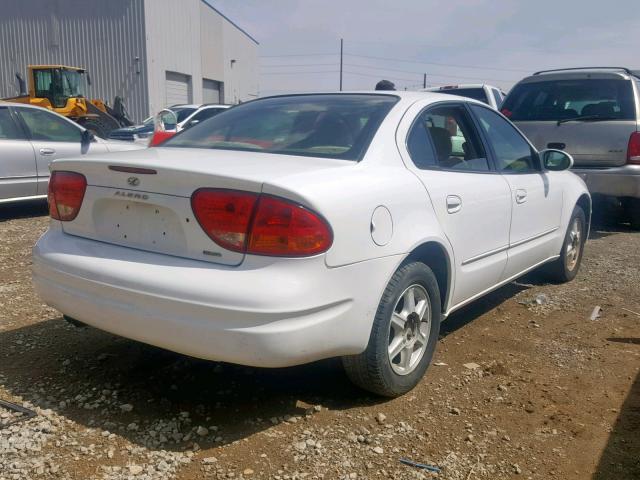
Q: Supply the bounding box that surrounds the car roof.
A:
[422,84,492,91]
[518,67,640,84]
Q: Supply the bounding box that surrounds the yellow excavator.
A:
[4,65,133,137]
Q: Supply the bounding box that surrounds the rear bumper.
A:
[32,226,398,367]
[571,164,640,198]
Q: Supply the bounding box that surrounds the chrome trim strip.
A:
[461,245,509,266]
[509,227,559,249]
[0,194,47,204]
[0,175,38,180]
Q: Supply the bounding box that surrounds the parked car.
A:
[501,67,640,228]
[108,105,229,144]
[32,92,590,397]
[422,84,506,109]
[0,102,144,204]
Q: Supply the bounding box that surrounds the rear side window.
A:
[18,108,82,142]
[502,79,636,121]
[470,104,536,172]
[407,104,489,171]
[165,94,399,161]
[0,108,24,140]
[437,88,490,105]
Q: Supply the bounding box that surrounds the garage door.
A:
[203,79,222,104]
[165,71,192,106]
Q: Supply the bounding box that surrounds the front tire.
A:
[546,205,586,283]
[342,262,441,397]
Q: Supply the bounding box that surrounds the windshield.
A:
[502,79,636,121]
[437,88,489,105]
[172,107,197,123]
[163,94,399,161]
[33,68,87,107]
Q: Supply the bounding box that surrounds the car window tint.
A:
[421,105,489,171]
[0,108,24,140]
[164,94,399,161]
[173,107,197,123]
[470,104,535,172]
[502,79,635,121]
[18,108,82,142]
[407,118,437,169]
[191,108,225,123]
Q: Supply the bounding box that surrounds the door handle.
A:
[515,189,527,204]
[446,195,462,214]
[39,148,56,156]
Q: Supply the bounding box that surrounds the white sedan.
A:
[32,92,590,397]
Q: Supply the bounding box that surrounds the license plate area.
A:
[94,199,185,253]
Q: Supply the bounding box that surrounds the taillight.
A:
[627,131,640,165]
[191,189,333,257]
[500,108,512,118]
[191,189,258,252]
[48,171,87,221]
[248,195,333,256]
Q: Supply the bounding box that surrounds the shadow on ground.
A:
[0,274,543,452]
[593,368,640,479]
[0,200,48,221]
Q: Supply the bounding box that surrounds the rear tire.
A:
[342,261,441,398]
[545,205,586,283]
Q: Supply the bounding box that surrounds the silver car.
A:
[0,102,144,204]
[501,67,640,228]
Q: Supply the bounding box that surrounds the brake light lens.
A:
[627,131,640,165]
[249,196,333,256]
[500,108,513,118]
[48,171,87,221]
[191,189,258,252]
[190,189,333,257]
[149,130,176,147]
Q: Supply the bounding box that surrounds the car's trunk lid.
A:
[53,147,350,266]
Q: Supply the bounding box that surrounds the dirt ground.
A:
[0,200,638,480]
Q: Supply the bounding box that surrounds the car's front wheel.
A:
[342,261,441,397]
[546,205,586,283]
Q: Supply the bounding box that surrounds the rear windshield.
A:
[502,79,636,121]
[163,94,399,160]
[437,88,489,105]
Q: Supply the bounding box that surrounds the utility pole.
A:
[423,73,427,89]
[339,38,343,91]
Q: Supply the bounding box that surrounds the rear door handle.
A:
[515,189,527,204]
[446,195,462,214]
[39,148,56,156]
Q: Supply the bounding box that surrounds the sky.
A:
[207,0,640,96]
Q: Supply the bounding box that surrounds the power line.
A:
[343,63,512,83]
[343,53,531,73]
[260,53,337,58]
[261,70,339,75]
[261,63,337,68]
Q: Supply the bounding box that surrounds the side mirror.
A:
[81,129,95,145]
[541,149,574,171]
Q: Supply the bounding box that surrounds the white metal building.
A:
[0,0,259,122]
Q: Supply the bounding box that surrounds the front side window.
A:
[407,104,489,171]
[165,94,399,161]
[470,104,536,172]
[190,107,225,123]
[18,108,82,142]
[0,108,24,140]
[502,79,635,121]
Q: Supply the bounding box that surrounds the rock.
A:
[203,457,218,464]
[375,413,387,424]
[450,407,461,415]
[463,362,481,370]
[196,426,209,437]
[119,404,134,412]
[294,441,307,452]
[243,468,254,475]
[535,294,548,305]
[372,446,384,454]
[128,465,143,475]
[513,463,522,474]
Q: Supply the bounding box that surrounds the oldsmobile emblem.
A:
[127,176,140,186]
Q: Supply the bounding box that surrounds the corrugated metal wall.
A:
[0,0,149,122]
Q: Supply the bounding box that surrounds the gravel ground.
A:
[0,200,639,480]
